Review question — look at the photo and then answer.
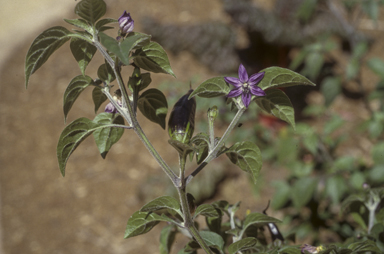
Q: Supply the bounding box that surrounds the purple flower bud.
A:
[104,102,117,113]
[104,95,122,114]
[118,11,134,35]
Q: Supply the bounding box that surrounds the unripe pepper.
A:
[168,89,196,144]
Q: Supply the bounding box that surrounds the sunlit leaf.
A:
[185,231,225,253]
[70,38,97,76]
[255,89,296,130]
[63,75,94,121]
[189,77,230,99]
[132,41,175,77]
[64,18,93,33]
[228,237,258,254]
[140,196,182,217]
[57,117,102,176]
[258,67,316,90]
[25,26,73,88]
[95,18,117,32]
[99,32,151,65]
[225,141,262,184]
[124,211,176,239]
[93,113,125,159]
[242,213,281,234]
[194,204,221,219]
[75,0,106,25]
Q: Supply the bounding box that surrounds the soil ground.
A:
[1,1,383,254]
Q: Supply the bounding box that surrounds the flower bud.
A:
[168,89,196,144]
[104,90,122,113]
[118,11,134,35]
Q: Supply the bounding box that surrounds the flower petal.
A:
[248,72,265,86]
[224,77,242,87]
[238,64,249,83]
[105,102,117,113]
[249,85,266,97]
[241,92,252,108]
[227,87,243,98]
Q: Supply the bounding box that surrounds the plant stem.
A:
[177,186,213,254]
[186,107,246,184]
[93,36,179,187]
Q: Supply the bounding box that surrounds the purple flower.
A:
[104,95,122,114]
[225,64,266,108]
[118,11,134,35]
[301,244,325,254]
[104,102,117,113]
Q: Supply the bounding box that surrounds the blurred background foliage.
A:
[141,0,384,249]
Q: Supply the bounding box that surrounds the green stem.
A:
[177,187,213,254]
[93,35,179,187]
[186,107,246,184]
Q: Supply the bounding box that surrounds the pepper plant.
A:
[24,0,381,253]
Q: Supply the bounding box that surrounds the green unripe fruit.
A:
[168,89,196,144]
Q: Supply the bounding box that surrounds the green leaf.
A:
[341,194,365,211]
[95,18,117,32]
[138,88,168,129]
[70,38,97,76]
[93,113,125,159]
[124,211,176,239]
[372,142,384,165]
[185,231,225,253]
[225,141,262,184]
[348,239,381,253]
[189,77,230,99]
[75,0,106,25]
[242,213,281,234]
[194,204,221,219]
[57,117,102,176]
[303,51,324,80]
[168,140,194,158]
[271,181,291,209]
[255,89,296,130]
[321,77,341,106]
[292,177,317,208]
[160,224,177,254]
[323,115,344,135]
[99,32,151,66]
[278,246,302,254]
[228,237,258,254]
[362,0,379,21]
[367,58,384,79]
[97,63,115,83]
[140,196,182,217]
[25,26,73,88]
[191,133,210,164]
[63,75,94,121]
[92,86,108,113]
[64,18,93,34]
[132,41,175,77]
[346,59,359,80]
[325,175,348,204]
[258,67,316,90]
